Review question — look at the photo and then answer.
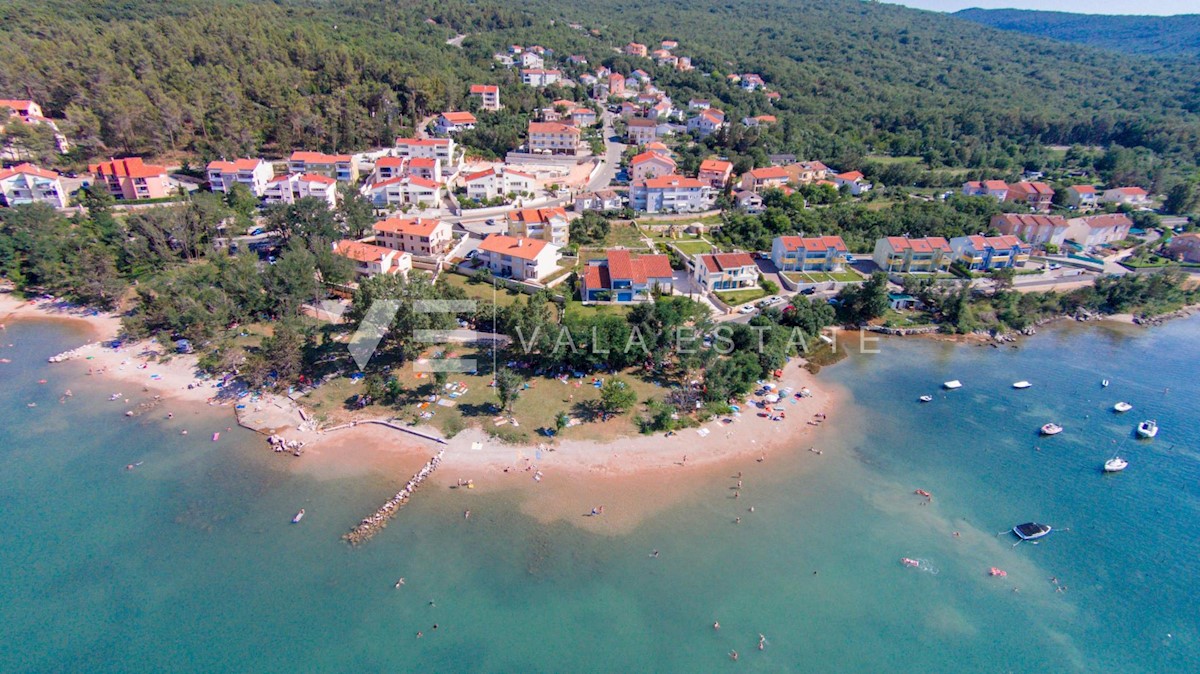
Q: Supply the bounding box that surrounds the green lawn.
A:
[880,308,936,329]
[785,271,862,284]
[602,223,651,250]
[637,214,723,226]
[716,287,767,306]
[564,300,632,320]
[673,240,714,256]
[440,272,525,307]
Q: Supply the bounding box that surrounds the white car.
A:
[738,304,756,314]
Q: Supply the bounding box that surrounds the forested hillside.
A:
[1,0,1198,177]
[955,8,1200,59]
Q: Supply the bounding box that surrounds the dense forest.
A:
[1,0,1198,179]
[955,9,1200,59]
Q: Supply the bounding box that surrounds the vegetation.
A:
[955,8,1200,59]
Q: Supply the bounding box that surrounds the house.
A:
[616,102,641,119]
[648,100,674,120]
[739,166,790,193]
[371,218,454,257]
[871,237,954,273]
[580,250,675,302]
[363,175,441,209]
[607,73,626,97]
[784,161,830,184]
[0,99,43,122]
[772,236,849,272]
[624,42,648,57]
[570,108,597,127]
[1102,187,1151,206]
[626,117,660,146]
[469,84,501,111]
[675,57,693,71]
[519,51,544,69]
[462,166,536,201]
[263,173,339,207]
[568,54,588,65]
[206,158,273,196]
[948,235,1032,270]
[1064,185,1098,211]
[693,252,758,292]
[476,234,559,282]
[333,240,411,279]
[0,163,68,208]
[991,213,1069,248]
[434,111,477,135]
[833,171,871,195]
[373,156,407,182]
[888,293,919,311]
[652,50,677,66]
[661,40,679,50]
[288,151,357,182]
[741,115,776,127]
[698,159,734,189]
[574,189,623,212]
[740,74,766,91]
[395,138,459,175]
[688,99,710,110]
[1164,232,1200,263]
[1064,213,1133,250]
[630,151,677,181]
[630,175,713,214]
[962,180,1010,201]
[687,108,725,136]
[629,69,651,83]
[507,207,570,246]
[521,69,562,87]
[88,157,170,201]
[732,189,764,213]
[1007,181,1054,212]
[765,91,781,103]
[527,122,582,156]
[406,157,442,184]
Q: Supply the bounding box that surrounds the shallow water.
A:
[1,317,1197,672]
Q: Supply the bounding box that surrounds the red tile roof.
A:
[993,213,1067,228]
[1011,181,1054,196]
[290,150,351,163]
[396,137,451,147]
[0,163,60,181]
[507,207,568,224]
[639,175,706,189]
[470,84,499,94]
[298,173,337,185]
[528,121,579,135]
[462,167,496,182]
[440,111,477,124]
[1112,187,1148,196]
[478,234,550,260]
[982,180,1009,190]
[700,252,756,272]
[631,151,676,167]
[89,157,167,179]
[373,217,444,237]
[334,240,399,263]
[778,236,848,253]
[746,166,790,181]
[1068,185,1096,194]
[375,156,405,168]
[836,171,864,182]
[884,236,951,252]
[0,99,37,113]
[1075,213,1133,229]
[699,159,733,174]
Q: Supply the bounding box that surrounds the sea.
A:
[1,316,1198,673]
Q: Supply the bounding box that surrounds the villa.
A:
[363,175,441,209]
[991,213,1069,248]
[434,111,477,135]
[1007,181,1055,212]
[507,207,570,246]
[475,234,560,282]
[580,250,675,302]
[527,122,582,156]
[698,159,734,189]
[521,69,562,87]
[288,151,357,183]
[263,173,339,207]
[206,158,273,196]
[333,240,412,279]
[574,189,623,212]
[469,84,501,111]
[1065,213,1133,250]
[371,218,454,258]
[462,166,536,201]
[626,117,660,146]
[739,166,790,193]
[693,252,758,292]
[871,236,953,273]
[962,180,1010,201]
[948,235,1032,270]
[395,137,459,176]
[0,163,68,208]
[629,175,713,213]
[771,236,849,272]
[1102,187,1150,206]
[833,171,871,195]
[630,151,677,181]
[88,157,170,201]
[687,108,726,137]
[1064,185,1098,211]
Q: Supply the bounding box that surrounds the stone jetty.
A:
[343,449,445,546]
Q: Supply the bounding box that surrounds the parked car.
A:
[800,287,817,295]
[737,304,755,314]
[1048,263,1062,270]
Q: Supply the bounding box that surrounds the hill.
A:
[0,0,1198,177]
[954,8,1200,58]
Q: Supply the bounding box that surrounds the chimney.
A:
[517,238,523,246]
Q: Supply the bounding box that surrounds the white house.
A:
[771,236,849,272]
[469,84,501,111]
[364,175,442,209]
[630,175,714,214]
[527,122,581,156]
[262,174,338,207]
[1101,187,1151,206]
[833,171,871,195]
[0,163,68,208]
[519,51,545,69]
[521,69,562,87]
[287,151,357,182]
[693,252,758,292]
[476,234,560,282]
[206,158,273,196]
[574,189,623,212]
[962,180,1009,201]
[434,111,477,135]
[629,151,677,181]
[1065,213,1134,250]
[739,166,790,193]
[1064,185,1099,211]
[687,108,725,136]
[395,137,459,176]
[333,240,412,279]
[626,117,660,146]
[371,218,455,258]
[463,166,537,201]
[507,207,570,246]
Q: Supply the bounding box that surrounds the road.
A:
[585,112,625,192]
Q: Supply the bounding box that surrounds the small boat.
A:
[943,380,962,390]
[901,557,920,568]
[1013,522,1052,541]
[1040,423,1063,436]
[1101,379,1110,387]
[1012,381,1031,389]
[989,567,1008,577]
[1104,457,1128,472]
[1113,402,1132,413]
[1136,420,1158,439]
[292,509,305,523]
[919,395,933,403]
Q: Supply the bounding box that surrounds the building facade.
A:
[871,236,953,273]
[772,236,850,272]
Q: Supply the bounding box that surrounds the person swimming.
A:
[395,578,405,588]
[713,621,720,630]
[729,650,738,661]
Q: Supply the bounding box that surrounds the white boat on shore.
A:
[1040,423,1064,436]
[919,395,933,403]
[292,509,305,523]
[1136,420,1158,439]
[1104,457,1128,472]
[943,380,962,390]
[1113,402,1132,413]
[1012,381,1031,389]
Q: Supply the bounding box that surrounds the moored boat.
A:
[1101,379,1110,387]
[1113,402,1132,413]
[292,509,305,523]
[919,395,933,403]
[1040,423,1063,436]
[1104,457,1128,472]
[943,380,962,390]
[1013,522,1051,541]
[1012,381,1031,389]
[1136,420,1158,439]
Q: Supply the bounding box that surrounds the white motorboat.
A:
[1136,420,1158,439]
[1040,423,1063,436]
[1013,522,1052,541]
[1101,379,1110,387]
[943,380,962,390]
[292,509,305,523]
[919,395,933,403]
[1104,457,1128,472]
[1113,402,1132,413]
[1012,381,1031,389]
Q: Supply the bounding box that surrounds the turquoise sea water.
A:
[1,317,1198,672]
